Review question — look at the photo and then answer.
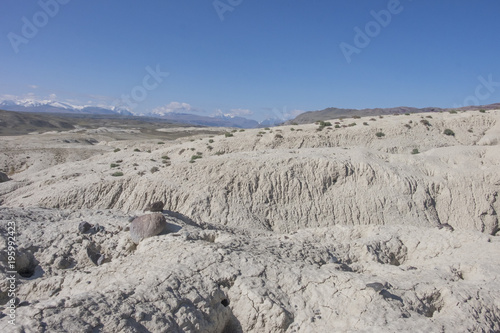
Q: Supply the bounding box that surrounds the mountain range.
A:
[0,99,269,128]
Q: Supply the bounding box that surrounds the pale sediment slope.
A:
[2,111,499,234]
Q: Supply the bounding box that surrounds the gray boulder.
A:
[0,172,10,183]
[130,213,166,244]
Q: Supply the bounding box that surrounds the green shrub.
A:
[449,110,457,114]
[110,163,119,168]
[264,127,270,130]
[411,148,419,155]
[363,122,369,126]
[224,132,234,137]
[150,167,159,173]
[370,118,377,121]
[420,119,431,126]
[111,172,123,177]
[275,134,283,139]
[239,129,245,132]
[375,132,385,138]
[113,148,121,153]
[191,155,202,160]
[290,128,295,131]
[405,113,410,116]
[207,145,213,151]
[291,122,298,125]
[231,129,237,133]
[443,129,455,136]
[215,151,225,156]
[335,124,341,128]
[208,139,214,143]
[479,109,486,113]
[161,155,170,160]
[348,123,356,127]
[319,121,332,127]
[404,124,411,129]
[352,115,361,119]
[133,148,140,152]
[157,142,165,144]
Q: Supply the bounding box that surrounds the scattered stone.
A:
[0,172,10,183]
[145,201,165,212]
[366,282,386,292]
[78,221,93,233]
[130,213,167,244]
[54,257,72,269]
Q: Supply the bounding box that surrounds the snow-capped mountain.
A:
[0,99,134,116]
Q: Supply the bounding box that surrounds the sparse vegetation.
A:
[239,129,245,132]
[157,141,165,144]
[290,128,295,131]
[319,121,332,127]
[110,163,119,168]
[335,125,341,128]
[134,148,141,152]
[375,132,385,138]
[207,145,213,151]
[113,148,121,153]
[405,113,410,116]
[411,148,420,155]
[370,118,376,121]
[179,149,185,154]
[479,109,486,113]
[150,167,159,173]
[449,110,457,114]
[161,155,170,160]
[191,155,202,161]
[363,122,369,126]
[275,134,283,139]
[215,151,225,156]
[404,124,411,129]
[443,129,455,136]
[420,119,431,126]
[353,115,361,119]
[208,139,214,143]
[111,172,123,177]
[348,123,356,127]
[225,132,234,137]
[291,122,298,125]
[264,127,270,130]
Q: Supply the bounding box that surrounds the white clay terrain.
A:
[1,110,500,332]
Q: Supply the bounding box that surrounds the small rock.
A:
[145,201,165,212]
[130,213,167,244]
[366,282,385,292]
[0,172,10,183]
[54,257,72,269]
[78,221,93,233]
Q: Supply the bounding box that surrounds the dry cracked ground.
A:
[1,110,500,332]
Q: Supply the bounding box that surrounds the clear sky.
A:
[1,0,499,121]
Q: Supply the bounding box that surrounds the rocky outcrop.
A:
[0,207,499,332]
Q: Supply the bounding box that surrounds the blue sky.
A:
[1,0,499,121]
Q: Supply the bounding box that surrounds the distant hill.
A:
[0,109,195,136]
[287,103,500,124]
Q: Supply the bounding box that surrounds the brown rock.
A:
[145,201,165,212]
[130,213,166,244]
